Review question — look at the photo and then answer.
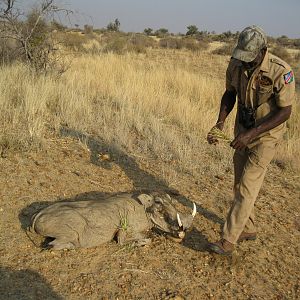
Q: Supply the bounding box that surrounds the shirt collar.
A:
[259,49,269,73]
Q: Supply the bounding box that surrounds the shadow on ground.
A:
[182,228,210,252]
[0,267,62,300]
[60,126,224,225]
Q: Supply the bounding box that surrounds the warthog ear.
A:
[137,194,154,208]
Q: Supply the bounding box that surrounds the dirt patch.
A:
[0,137,299,299]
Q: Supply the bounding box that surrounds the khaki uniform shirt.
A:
[226,50,295,147]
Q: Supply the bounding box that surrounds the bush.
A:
[294,51,300,61]
[103,36,127,54]
[212,43,235,56]
[107,19,120,32]
[276,36,290,47]
[270,46,293,65]
[293,39,300,49]
[183,38,209,52]
[0,1,69,74]
[144,28,153,36]
[62,32,89,51]
[159,37,209,52]
[186,25,198,36]
[84,24,93,34]
[101,32,157,54]
[159,37,184,49]
[129,34,156,48]
[0,38,19,64]
[51,20,66,31]
[154,28,169,38]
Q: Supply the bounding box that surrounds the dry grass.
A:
[0,48,299,175]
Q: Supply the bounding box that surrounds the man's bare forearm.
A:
[249,105,292,139]
[230,105,292,150]
[216,90,237,129]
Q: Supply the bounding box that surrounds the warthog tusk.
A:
[177,213,183,228]
[192,203,197,217]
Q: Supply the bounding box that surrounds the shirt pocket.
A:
[256,75,273,105]
[257,83,273,106]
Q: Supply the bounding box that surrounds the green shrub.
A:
[154,28,169,38]
[186,25,198,36]
[144,28,153,36]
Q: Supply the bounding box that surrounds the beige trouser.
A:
[222,142,277,244]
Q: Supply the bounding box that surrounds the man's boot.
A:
[208,239,234,255]
[237,231,257,243]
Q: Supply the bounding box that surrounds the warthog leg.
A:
[48,239,76,250]
[115,230,151,247]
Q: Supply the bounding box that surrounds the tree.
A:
[107,18,120,31]
[143,27,153,36]
[186,25,198,36]
[51,20,66,31]
[154,28,169,37]
[223,30,233,39]
[0,0,71,72]
[84,24,93,34]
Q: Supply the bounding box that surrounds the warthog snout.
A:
[176,202,197,240]
[145,194,197,241]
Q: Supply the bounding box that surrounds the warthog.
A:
[30,192,197,250]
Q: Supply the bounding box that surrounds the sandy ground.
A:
[0,135,299,299]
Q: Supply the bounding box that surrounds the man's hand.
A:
[207,123,224,145]
[230,129,256,150]
[208,90,236,145]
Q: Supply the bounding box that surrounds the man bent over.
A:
[208,25,295,255]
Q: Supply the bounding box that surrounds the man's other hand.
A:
[230,129,256,150]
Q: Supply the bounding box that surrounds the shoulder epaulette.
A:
[270,57,287,69]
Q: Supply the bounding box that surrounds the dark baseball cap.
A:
[232,25,268,62]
